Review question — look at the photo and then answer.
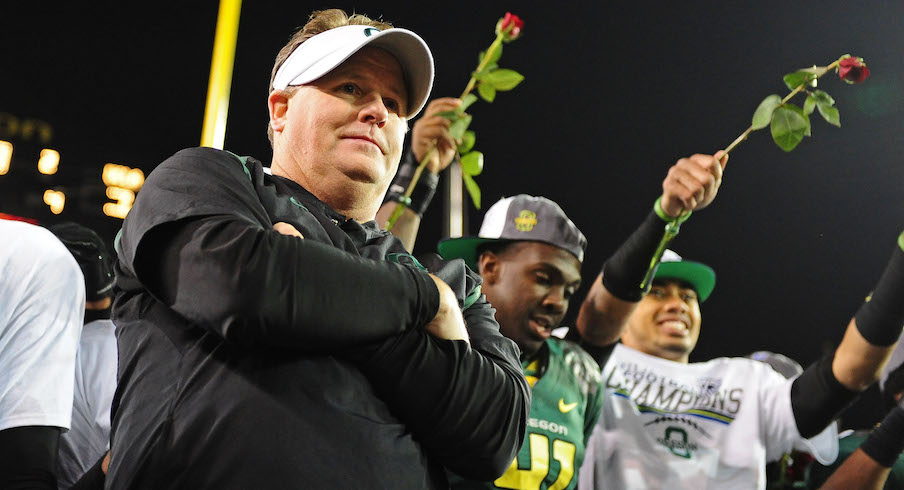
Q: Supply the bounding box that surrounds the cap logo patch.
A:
[514,210,538,232]
[363,27,380,37]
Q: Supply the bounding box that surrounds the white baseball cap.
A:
[272,24,434,117]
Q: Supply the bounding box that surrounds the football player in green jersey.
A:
[438,194,602,490]
[388,95,728,489]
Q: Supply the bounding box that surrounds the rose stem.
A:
[385,32,505,230]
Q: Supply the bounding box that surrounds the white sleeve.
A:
[58,320,117,486]
[0,225,85,432]
[759,367,839,465]
[84,326,117,451]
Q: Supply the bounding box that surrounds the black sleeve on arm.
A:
[854,236,904,346]
[860,405,904,467]
[602,209,669,301]
[790,354,859,438]
[0,426,60,489]
[383,149,439,217]
[136,215,439,352]
[116,147,439,352]
[349,257,530,480]
[354,296,530,480]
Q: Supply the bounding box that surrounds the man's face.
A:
[479,241,582,357]
[621,279,702,363]
[270,46,408,200]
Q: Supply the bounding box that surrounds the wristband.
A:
[385,152,439,217]
[653,196,692,224]
[601,205,671,302]
[854,232,904,346]
[860,405,904,467]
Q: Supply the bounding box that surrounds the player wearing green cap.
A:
[574,183,904,488]
[398,95,729,489]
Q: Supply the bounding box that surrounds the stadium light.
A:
[103,186,135,219]
[0,141,11,175]
[43,189,65,214]
[102,163,144,190]
[37,148,60,175]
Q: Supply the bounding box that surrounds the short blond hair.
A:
[267,9,393,145]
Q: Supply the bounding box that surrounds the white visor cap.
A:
[272,25,434,118]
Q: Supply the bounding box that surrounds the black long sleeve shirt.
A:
[107,148,530,489]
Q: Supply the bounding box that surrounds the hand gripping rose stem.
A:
[639,57,848,291]
[383,31,508,231]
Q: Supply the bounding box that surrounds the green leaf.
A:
[812,90,835,108]
[770,105,810,152]
[459,94,478,113]
[484,69,524,91]
[810,90,839,127]
[477,82,496,102]
[449,114,473,140]
[473,63,499,81]
[434,110,460,121]
[783,70,815,90]
[751,94,782,130]
[478,44,502,67]
[462,171,481,209]
[803,95,816,115]
[458,130,476,154]
[817,104,840,127]
[460,151,484,176]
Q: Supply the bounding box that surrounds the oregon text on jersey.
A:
[527,417,569,436]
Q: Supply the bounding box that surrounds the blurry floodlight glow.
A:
[105,186,135,202]
[103,203,132,219]
[104,186,135,219]
[43,189,65,214]
[38,149,60,175]
[0,141,11,175]
[102,163,144,190]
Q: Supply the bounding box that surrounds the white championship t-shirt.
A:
[579,344,838,490]
[0,220,85,432]
[57,318,117,488]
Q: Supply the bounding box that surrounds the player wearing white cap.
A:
[108,9,529,489]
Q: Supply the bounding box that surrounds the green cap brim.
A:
[438,236,510,271]
[655,261,716,302]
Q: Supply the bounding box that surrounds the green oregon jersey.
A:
[452,337,604,490]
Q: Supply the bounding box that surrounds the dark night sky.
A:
[3,2,904,419]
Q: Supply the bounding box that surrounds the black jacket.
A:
[107,148,530,489]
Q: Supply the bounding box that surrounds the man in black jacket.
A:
[107,9,529,489]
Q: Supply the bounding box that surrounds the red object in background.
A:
[0,213,39,224]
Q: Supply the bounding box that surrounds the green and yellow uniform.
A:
[453,337,604,490]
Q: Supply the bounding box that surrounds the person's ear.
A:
[268,90,290,134]
[478,252,501,285]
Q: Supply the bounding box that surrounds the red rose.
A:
[838,56,870,84]
[496,12,524,41]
